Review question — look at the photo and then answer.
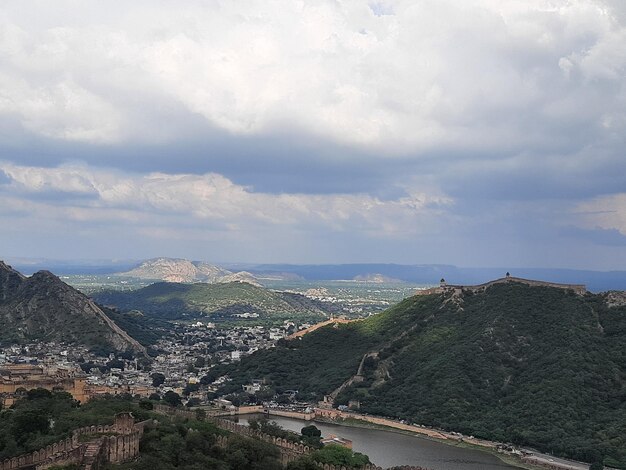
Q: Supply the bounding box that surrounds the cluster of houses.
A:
[0,320,307,409]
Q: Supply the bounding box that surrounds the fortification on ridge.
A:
[416,272,587,296]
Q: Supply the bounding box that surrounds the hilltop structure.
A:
[416,273,587,296]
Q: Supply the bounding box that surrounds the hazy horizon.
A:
[4,254,626,273]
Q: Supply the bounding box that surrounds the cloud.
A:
[576,193,626,235]
[561,226,626,246]
[0,1,625,268]
[0,162,452,236]
[0,0,623,157]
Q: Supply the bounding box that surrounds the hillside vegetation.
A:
[0,391,153,461]
[0,261,144,354]
[93,281,330,321]
[219,283,626,468]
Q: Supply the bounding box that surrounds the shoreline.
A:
[308,415,540,470]
[254,410,544,470]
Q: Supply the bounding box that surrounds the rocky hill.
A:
[93,281,330,321]
[217,281,626,468]
[119,257,259,285]
[0,261,144,354]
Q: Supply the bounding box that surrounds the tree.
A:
[225,395,242,407]
[256,387,276,401]
[194,357,206,368]
[151,373,166,387]
[301,425,321,438]
[183,383,200,396]
[163,391,182,407]
[139,400,154,410]
[186,398,201,407]
[590,462,604,470]
[276,395,291,405]
[120,350,134,360]
[195,408,207,421]
[107,358,125,370]
[12,411,50,443]
[149,393,161,401]
[26,388,53,401]
[311,444,370,467]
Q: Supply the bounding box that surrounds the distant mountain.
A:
[236,263,626,292]
[218,271,262,287]
[218,280,626,467]
[93,281,330,320]
[353,273,404,283]
[194,261,234,282]
[119,257,259,285]
[8,258,626,291]
[0,261,144,354]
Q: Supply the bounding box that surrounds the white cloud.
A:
[0,0,623,153]
[576,193,626,235]
[0,162,452,237]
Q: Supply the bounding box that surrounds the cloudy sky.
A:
[1,0,625,268]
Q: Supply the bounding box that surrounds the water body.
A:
[234,414,519,470]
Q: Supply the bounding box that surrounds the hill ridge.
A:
[418,274,587,296]
[218,282,626,467]
[119,257,260,285]
[93,280,329,320]
[0,261,145,354]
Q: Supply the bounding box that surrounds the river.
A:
[232,413,519,470]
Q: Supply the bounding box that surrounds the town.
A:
[0,320,302,409]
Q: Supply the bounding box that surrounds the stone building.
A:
[0,364,87,407]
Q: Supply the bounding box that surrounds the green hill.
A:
[217,282,626,467]
[93,281,330,321]
[0,261,144,354]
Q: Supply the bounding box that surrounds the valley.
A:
[2,260,625,470]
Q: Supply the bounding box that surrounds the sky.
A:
[0,0,625,269]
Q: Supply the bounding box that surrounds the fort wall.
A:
[0,413,147,470]
[266,409,314,421]
[287,318,359,340]
[211,417,431,470]
[415,276,586,296]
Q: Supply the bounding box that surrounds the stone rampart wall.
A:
[154,403,230,419]
[416,277,587,297]
[414,287,442,296]
[0,415,147,470]
[449,277,586,295]
[35,444,87,470]
[211,417,433,469]
[0,437,79,470]
[287,318,358,340]
[212,417,313,454]
[236,405,264,415]
[266,409,314,421]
